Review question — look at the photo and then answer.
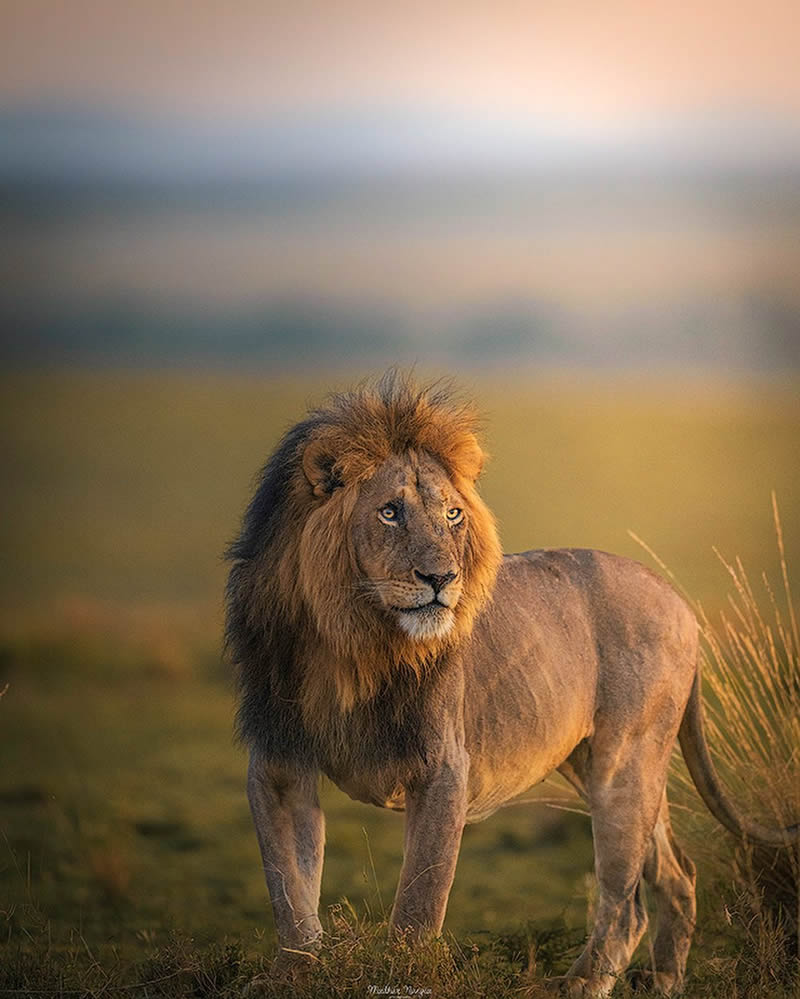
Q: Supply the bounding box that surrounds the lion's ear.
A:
[457,437,486,483]
[302,435,343,498]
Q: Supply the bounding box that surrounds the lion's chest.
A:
[307,665,453,790]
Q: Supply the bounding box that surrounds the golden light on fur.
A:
[226,372,502,730]
[229,376,799,993]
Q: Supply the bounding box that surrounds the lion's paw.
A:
[628,968,684,995]
[543,974,616,998]
[242,947,321,995]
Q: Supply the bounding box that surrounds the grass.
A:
[1,369,799,995]
[2,910,799,998]
[661,495,800,971]
[0,628,595,959]
[1,369,798,613]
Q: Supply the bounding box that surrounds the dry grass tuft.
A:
[661,494,800,973]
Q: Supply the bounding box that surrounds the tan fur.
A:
[226,373,797,997]
[230,376,501,723]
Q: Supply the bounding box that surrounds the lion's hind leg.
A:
[640,793,697,995]
[558,722,683,998]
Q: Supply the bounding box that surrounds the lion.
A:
[225,372,799,997]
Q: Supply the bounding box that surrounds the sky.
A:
[2,0,800,119]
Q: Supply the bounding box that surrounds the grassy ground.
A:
[1,369,798,996]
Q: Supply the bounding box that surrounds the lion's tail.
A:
[678,668,800,847]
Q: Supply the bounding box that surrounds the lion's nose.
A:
[413,569,458,594]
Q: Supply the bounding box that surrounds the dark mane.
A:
[225,418,316,564]
[224,372,501,771]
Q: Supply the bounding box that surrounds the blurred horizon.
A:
[2,1,800,371]
[2,100,800,371]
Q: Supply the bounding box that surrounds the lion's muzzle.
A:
[373,574,462,641]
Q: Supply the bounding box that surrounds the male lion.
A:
[225,373,798,996]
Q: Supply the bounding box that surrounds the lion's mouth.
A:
[390,600,447,613]
[392,600,456,641]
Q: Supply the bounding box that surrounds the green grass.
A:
[1,370,798,614]
[1,369,799,995]
[0,636,594,960]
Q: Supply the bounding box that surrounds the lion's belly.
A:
[463,705,590,823]
[335,775,407,811]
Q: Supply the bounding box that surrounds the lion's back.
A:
[510,547,695,642]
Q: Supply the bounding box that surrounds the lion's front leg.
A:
[247,756,325,955]
[389,758,468,940]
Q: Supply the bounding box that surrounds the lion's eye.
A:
[378,505,398,525]
[446,507,464,524]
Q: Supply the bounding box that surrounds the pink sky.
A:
[3,0,800,117]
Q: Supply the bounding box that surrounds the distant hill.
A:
[3,104,800,184]
[2,104,799,371]
[1,292,798,371]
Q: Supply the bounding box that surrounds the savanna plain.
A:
[1,370,798,998]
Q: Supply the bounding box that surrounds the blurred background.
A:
[1,0,799,972]
[3,1,800,371]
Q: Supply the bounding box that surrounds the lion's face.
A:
[350,451,469,642]
[231,374,502,712]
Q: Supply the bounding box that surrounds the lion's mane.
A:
[225,373,502,769]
